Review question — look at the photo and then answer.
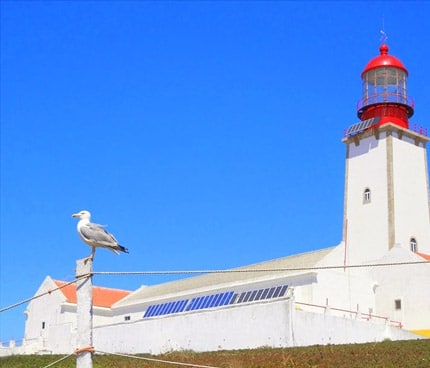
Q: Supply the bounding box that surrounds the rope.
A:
[1,260,428,313]
[96,350,221,368]
[40,353,74,368]
[92,260,429,277]
[0,273,91,313]
[75,346,95,355]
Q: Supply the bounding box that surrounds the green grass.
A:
[1,339,429,367]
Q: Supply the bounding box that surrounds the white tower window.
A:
[410,238,418,252]
[363,188,371,204]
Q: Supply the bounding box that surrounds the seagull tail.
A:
[118,244,129,254]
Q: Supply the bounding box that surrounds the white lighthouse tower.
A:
[342,43,430,265]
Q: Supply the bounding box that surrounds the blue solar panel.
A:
[255,289,263,301]
[212,293,222,307]
[279,285,288,297]
[180,300,188,312]
[143,285,289,319]
[146,306,155,317]
[213,293,221,305]
[267,287,276,299]
[159,303,168,315]
[192,298,199,310]
[150,305,159,316]
[261,288,269,299]
[186,298,197,311]
[219,292,230,305]
[206,294,216,308]
[195,298,202,310]
[249,290,258,302]
[273,286,282,298]
[345,116,381,137]
[165,302,175,314]
[237,292,246,303]
[153,304,163,316]
[199,296,209,309]
[230,293,238,304]
[170,301,179,313]
[144,305,154,317]
[224,291,234,305]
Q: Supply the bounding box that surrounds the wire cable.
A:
[40,353,75,368]
[0,273,91,313]
[1,261,428,313]
[92,260,429,277]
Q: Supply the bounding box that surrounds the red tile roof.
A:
[54,280,131,308]
[417,252,430,261]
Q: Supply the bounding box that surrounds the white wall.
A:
[95,299,293,354]
[343,127,430,263]
[23,277,73,354]
[391,135,430,254]
[292,309,418,346]
[370,246,430,331]
[344,133,390,264]
[94,298,418,355]
[312,245,376,315]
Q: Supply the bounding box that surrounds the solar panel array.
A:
[186,291,235,311]
[345,116,381,137]
[233,285,288,305]
[143,285,288,318]
[144,299,189,318]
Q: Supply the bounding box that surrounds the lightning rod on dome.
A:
[380,15,388,44]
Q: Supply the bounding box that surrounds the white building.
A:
[3,43,429,356]
[6,276,130,355]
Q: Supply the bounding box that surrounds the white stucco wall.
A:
[93,297,418,355]
[95,299,294,354]
[391,135,430,254]
[21,276,122,354]
[344,133,390,264]
[370,246,430,331]
[344,127,430,263]
[23,277,75,354]
[292,309,419,346]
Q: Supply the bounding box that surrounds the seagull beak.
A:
[72,213,80,218]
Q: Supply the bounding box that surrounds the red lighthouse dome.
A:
[357,44,414,129]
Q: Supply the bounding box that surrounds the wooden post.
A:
[76,259,93,368]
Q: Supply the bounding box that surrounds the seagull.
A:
[72,210,129,262]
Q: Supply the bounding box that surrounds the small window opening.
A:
[124,315,131,321]
[363,188,371,204]
[410,238,418,252]
[394,299,402,310]
[42,322,46,329]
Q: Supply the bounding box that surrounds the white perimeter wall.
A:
[2,297,420,356]
[93,298,419,355]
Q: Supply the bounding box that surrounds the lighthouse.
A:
[342,44,430,264]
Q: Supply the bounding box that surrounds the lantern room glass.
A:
[362,67,407,107]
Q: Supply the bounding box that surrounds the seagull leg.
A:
[84,247,96,264]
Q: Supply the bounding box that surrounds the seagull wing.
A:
[80,222,119,248]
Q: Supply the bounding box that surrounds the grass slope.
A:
[1,339,429,368]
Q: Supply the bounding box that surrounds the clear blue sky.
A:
[1,1,429,342]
